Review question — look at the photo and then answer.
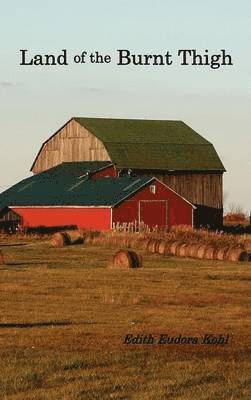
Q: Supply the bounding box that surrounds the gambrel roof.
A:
[74,117,225,171]
[31,117,225,172]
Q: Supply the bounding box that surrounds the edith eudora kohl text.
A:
[124,334,230,345]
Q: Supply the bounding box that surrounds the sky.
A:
[0,0,250,212]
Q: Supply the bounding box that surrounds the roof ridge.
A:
[74,116,182,122]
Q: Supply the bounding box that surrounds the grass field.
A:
[0,237,250,399]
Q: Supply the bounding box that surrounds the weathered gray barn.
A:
[31,117,225,228]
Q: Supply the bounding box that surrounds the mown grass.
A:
[0,237,250,399]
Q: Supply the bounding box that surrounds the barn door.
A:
[139,200,168,228]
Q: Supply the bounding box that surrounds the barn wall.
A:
[92,165,117,179]
[32,119,111,174]
[133,170,223,209]
[11,208,111,230]
[112,180,193,228]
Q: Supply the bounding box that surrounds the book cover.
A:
[0,1,250,399]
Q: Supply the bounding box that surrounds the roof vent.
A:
[78,170,91,180]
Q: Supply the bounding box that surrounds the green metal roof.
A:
[35,161,112,178]
[74,117,225,171]
[0,165,153,210]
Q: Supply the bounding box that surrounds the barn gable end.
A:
[32,119,111,174]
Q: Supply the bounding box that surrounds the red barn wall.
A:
[11,208,111,230]
[112,180,193,228]
[92,165,117,179]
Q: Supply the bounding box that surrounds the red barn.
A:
[0,162,194,230]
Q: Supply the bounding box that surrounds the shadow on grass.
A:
[0,320,100,329]
[207,274,251,281]
[0,243,27,247]
[0,321,72,329]
[6,261,51,266]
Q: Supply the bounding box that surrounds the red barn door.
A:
[139,200,168,228]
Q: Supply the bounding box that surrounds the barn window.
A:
[150,185,156,194]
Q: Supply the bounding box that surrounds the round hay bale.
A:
[215,246,229,261]
[135,238,146,249]
[197,245,208,259]
[0,251,4,265]
[169,241,183,256]
[109,250,132,269]
[204,246,216,260]
[51,232,69,247]
[109,250,142,269]
[162,241,173,255]
[128,250,143,268]
[243,239,251,252]
[226,247,249,262]
[177,243,189,257]
[147,239,159,253]
[154,240,162,253]
[64,230,83,245]
[185,244,199,258]
[190,244,202,258]
[184,244,192,257]
[158,240,167,255]
[142,239,151,250]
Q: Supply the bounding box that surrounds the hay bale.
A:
[142,239,151,250]
[203,246,215,260]
[51,232,69,247]
[109,250,142,269]
[154,240,162,253]
[244,239,251,252]
[51,230,83,247]
[184,244,192,257]
[147,239,159,253]
[226,247,249,262]
[128,250,143,268]
[197,245,208,259]
[158,240,167,255]
[135,238,146,249]
[215,246,229,261]
[190,244,202,258]
[169,241,183,256]
[0,251,4,265]
[110,250,132,269]
[185,244,200,258]
[64,230,83,245]
[163,241,173,255]
[177,243,189,257]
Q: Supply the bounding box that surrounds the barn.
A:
[30,117,225,228]
[0,162,194,230]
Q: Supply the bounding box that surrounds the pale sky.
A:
[0,0,250,212]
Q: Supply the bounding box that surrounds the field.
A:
[0,236,250,400]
